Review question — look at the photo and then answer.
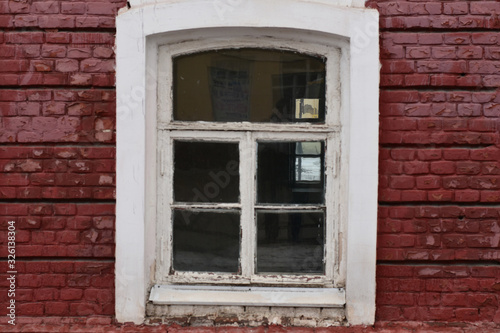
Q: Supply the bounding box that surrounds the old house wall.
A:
[0,0,125,319]
[0,0,499,327]
[370,0,500,322]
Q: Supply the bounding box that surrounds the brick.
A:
[381,90,420,103]
[16,44,41,58]
[69,302,100,316]
[72,33,114,45]
[428,307,455,321]
[443,2,468,15]
[388,207,414,219]
[61,2,86,15]
[471,148,500,161]
[443,149,469,160]
[457,46,483,59]
[67,47,92,59]
[13,14,36,28]
[32,1,59,14]
[472,33,500,45]
[377,292,415,306]
[416,176,441,190]
[58,230,80,244]
[46,32,70,44]
[418,34,443,45]
[431,103,457,117]
[55,59,79,72]
[430,161,455,175]
[403,162,429,175]
[381,74,404,87]
[0,60,29,72]
[456,308,479,321]
[60,288,83,300]
[87,2,119,15]
[45,301,70,316]
[401,190,427,202]
[458,16,485,29]
[428,191,453,202]
[376,306,402,321]
[456,162,481,175]
[483,75,500,87]
[17,303,44,316]
[39,16,75,29]
[432,47,456,59]
[455,190,480,202]
[485,47,500,60]
[470,61,500,74]
[94,46,114,58]
[419,60,468,74]
[81,59,115,73]
[379,189,401,202]
[8,1,30,13]
[468,293,498,307]
[34,288,58,301]
[470,2,500,15]
[416,293,440,306]
[41,217,65,230]
[457,103,482,117]
[381,118,416,131]
[390,176,415,189]
[404,74,430,86]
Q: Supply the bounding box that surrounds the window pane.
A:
[173,210,240,273]
[256,211,324,274]
[296,141,322,155]
[173,141,239,203]
[174,48,325,123]
[257,142,324,204]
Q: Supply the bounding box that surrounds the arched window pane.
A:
[173,49,326,123]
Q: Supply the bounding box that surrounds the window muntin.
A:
[173,48,326,123]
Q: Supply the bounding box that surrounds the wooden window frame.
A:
[151,41,344,308]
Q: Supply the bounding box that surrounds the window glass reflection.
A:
[257,141,325,204]
[173,210,240,273]
[173,141,240,203]
[174,48,326,123]
[256,211,324,274]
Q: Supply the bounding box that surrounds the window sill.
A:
[149,284,345,308]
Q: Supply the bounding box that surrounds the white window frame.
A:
[156,41,341,290]
[116,0,379,325]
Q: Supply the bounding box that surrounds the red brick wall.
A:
[368,0,500,323]
[1,0,500,325]
[0,0,125,320]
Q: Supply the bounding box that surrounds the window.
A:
[116,0,379,325]
[155,47,340,288]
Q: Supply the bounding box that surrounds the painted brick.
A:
[1,0,500,327]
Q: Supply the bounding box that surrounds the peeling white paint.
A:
[150,285,345,307]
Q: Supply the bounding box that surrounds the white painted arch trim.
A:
[127,0,368,11]
[116,0,379,325]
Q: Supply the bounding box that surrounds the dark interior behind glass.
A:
[173,48,326,123]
